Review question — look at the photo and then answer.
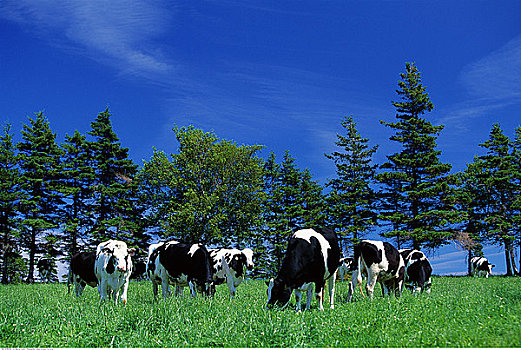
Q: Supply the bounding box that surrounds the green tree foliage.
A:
[0,124,23,284]
[325,115,378,250]
[474,124,518,275]
[513,127,521,271]
[261,151,326,275]
[139,125,265,246]
[17,113,64,282]
[86,109,141,245]
[60,130,95,257]
[378,62,460,250]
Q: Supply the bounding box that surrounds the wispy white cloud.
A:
[0,0,174,81]
[438,34,521,128]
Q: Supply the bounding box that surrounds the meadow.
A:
[1,276,520,348]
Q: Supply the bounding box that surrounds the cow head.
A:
[98,240,135,274]
[266,278,292,309]
[242,248,254,270]
[486,262,495,274]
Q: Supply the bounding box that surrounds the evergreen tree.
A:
[476,124,518,275]
[513,127,521,272]
[60,130,95,257]
[378,62,460,249]
[17,113,64,282]
[0,124,23,284]
[87,109,140,245]
[299,168,326,228]
[325,115,378,250]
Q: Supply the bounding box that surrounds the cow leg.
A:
[120,279,130,305]
[152,281,159,299]
[425,278,432,294]
[99,280,109,301]
[188,281,197,297]
[226,276,236,297]
[348,270,360,302]
[328,274,336,309]
[380,281,388,297]
[162,281,170,299]
[75,281,85,297]
[295,289,303,312]
[365,272,378,300]
[315,282,326,311]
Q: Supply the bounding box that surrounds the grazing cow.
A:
[470,256,495,278]
[94,240,134,305]
[348,240,405,301]
[266,228,341,311]
[147,240,214,298]
[399,249,432,294]
[337,257,355,281]
[37,258,55,283]
[208,248,254,296]
[68,251,98,297]
[130,258,147,280]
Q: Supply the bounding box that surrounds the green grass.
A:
[1,276,521,347]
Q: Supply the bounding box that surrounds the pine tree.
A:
[325,115,378,250]
[60,130,95,257]
[0,124,23,284]
[299,168,326,228]
[513,127,521,272]
[87,109,140,245]
[476,124,518,275]
[17,113,64,282]
[378,62,460,250]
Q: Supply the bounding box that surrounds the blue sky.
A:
[1,1,520,275]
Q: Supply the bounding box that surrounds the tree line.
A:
[1,62,520,283]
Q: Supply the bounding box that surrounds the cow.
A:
[37,258,55,283]
[208,248,254,297]
[348,240,405,302]
[146,240,214,298]
[68,251,98,297]
[337,257,355,281]
[266,228,341,311]
[399,249,432,294]
[130,258,147,280]
[470,256,495,278]
[94,240,134,305]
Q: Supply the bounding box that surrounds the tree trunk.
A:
[508,242,518,275]
[504,241,513,276]
[26,227,36,283]
[467,248,472,276]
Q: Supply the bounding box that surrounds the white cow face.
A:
[98,240,134,274]
[242,248,254,270]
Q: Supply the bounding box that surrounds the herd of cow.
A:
[63,228,495,310]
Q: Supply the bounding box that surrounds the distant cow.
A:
[337,257,355,281]
[68,251,98,297]
[130,258,147,280]
[208,248,254,296]
[94,240,134,304]
[470,256,495,278]
[37,258,55,283]
[147,240,214,298]
[348,240,405,301]
[266,228,341,311]
[399,249,432,294]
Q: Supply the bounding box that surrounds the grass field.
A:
[1,276,520,347]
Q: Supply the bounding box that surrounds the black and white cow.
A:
[68,251,98,296]
[146,240,214,298]
[266,228,341,311]
[337,257,355,282]
[208,248,254,296]
[94,240,134,304]
[470,256,495,278]
[399,249,432,294]
[37,258,55,283]
[348,240,405,301]
[130,258,147,280]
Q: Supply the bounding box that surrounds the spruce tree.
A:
[60,130,95,257]
[378,62,459,249]
[299,168,326,228]
[325,115,378,250]
[17,113,64,282]
[0,124,23,284]
[476,124,518,275]
[513,127,521,272]
[87,109,140,245]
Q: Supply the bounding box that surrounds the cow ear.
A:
[102,247,113,254]
[491,264,496,267]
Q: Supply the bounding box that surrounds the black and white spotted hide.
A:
[348,240,405,302]
[399,249,432,294]
[37,258,55,283]
[470,256,495,278]
[208,248,254,297]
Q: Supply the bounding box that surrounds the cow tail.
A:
[353,244,363,285]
